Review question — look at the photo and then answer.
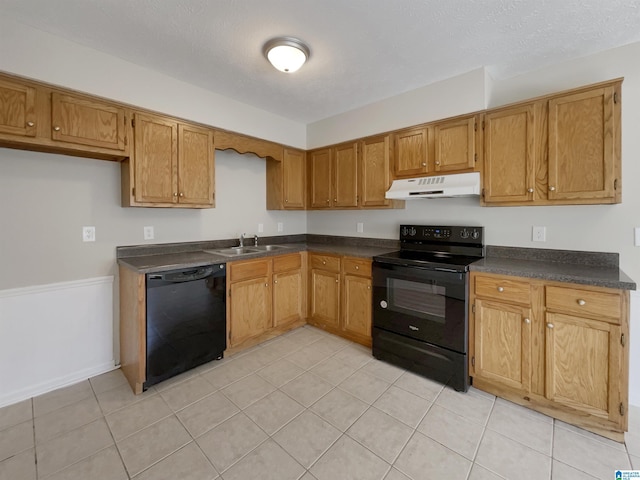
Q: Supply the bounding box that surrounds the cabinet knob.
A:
[285,199,288,203]
[547,323,554,329]
[524,318,530,324]
[421,162,427,167]
[53,126,61,132]
[497,286,504,292]
[265,283,268,287]
[355,266,359,270]
[179,192,184,197]
[322,260,326,265]
[435,161,440,165]
[335,279,339,283]
[527,188,534,193]
[26,121,35,127]
[326,199,330,204]
[173,192,178,197]
[367,285,371,290]
[577,299,586,306]
[274,280,278,284]
[334,198,337,202]
[549,186,556,191]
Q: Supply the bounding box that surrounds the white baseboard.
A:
[0,276,115,408]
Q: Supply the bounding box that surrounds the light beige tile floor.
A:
[0,325,638,480]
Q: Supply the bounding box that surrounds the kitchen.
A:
[1,2,640,479]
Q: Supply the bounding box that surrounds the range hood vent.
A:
[386,172,481,199]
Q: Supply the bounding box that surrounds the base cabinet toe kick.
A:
[468,271,630,442]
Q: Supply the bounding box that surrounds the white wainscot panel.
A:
[0,276,115,407]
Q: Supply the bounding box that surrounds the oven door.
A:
[372,261,468,353]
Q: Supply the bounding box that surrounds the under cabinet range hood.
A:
[385,172,481,199]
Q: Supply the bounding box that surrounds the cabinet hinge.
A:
[481,188,485,199]
[614,179,618,190]
[621,333,626,347]
[614,92,618,104]
[471,356,475,367]
[474,121,477,132]
[131,118,135,128]
[132,187,135,196]
[620,403,625,416]
[472,304,476,314]
[124,136,128,146]
[482,120,485,130]
[474,153,478,162]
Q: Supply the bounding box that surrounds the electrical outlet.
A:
[532,226,546,242]
[82,226,95,242]
[357,222,364,233]
[143,226,154,240]
[635,227,640,246]
[277,222,284,232]
[258,223,264,233]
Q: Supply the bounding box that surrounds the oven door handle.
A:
[434,267,460,273]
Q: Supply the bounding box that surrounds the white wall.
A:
[306,41,640,405]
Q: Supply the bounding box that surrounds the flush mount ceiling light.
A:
[263,37,310,73]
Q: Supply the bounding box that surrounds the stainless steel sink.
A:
[204,247,261,257]
[254,245,290,252]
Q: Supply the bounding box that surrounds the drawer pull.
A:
[355,266,359,270]
[547,323,554,329]
[322,260,326,265]
[274,280,278,284]
[53,125,61,132]
[421,162,427,167]
[265,283,268,287]
[527,188,534,193]
[27,121,35,127]
[335,279,339,283]
[577,299,586,306]
[524,318,530,324]
[409,325,419,331]
[497,286,504,292]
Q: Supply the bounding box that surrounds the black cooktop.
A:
[373,249,482,272]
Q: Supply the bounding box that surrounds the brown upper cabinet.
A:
[483,79,622,206]
[267,148,306,210]
[121,112,215,208]
[359,135,394,207]
[308,143,358,209]
[433,115,479,172]
[0,77,37,138]
[393,126,429,177]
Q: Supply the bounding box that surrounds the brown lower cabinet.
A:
[227,253,306,350]
[469,271,629,441]
[307,252,372,347]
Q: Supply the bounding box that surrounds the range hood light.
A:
[263,37,310,73]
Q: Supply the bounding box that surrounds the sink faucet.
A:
[239,233,245,247]
[254,234,259,247]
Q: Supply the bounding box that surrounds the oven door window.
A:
[388,278,446,322]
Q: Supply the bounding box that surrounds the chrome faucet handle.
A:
[254,234,259,247]
[239,233,245,247]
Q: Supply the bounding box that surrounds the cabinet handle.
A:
[367,285,371,290]
[435,161,440,165]
[421,162,427,167]
[326,199,330,204]
[26,121,35,127]
[322,260,326,265]
[179,192,184,197]
[524,318,530,324]
[173,192,178,197]
[577,299,586,306]
[335,279,339,283]
[334,198,337,202]
[274,280,278,284]
[547,323,554,329]
[527,188,534,193]
[497,286,504,292]
[355,266,359,270]
[53,126,61,132]
[265,283,268,287]
[285,199,288,203]
[549,186,556,191]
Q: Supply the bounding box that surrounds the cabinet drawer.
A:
[229,258,271,282]
[273,253,302,273]
[310,253,341,273]
[545,285,621,322]
[475,275,531,305]
[343,257,372,277]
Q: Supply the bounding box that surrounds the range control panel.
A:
[400,225,483,244]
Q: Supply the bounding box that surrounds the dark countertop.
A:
[471,246,636,290]
[117,237,399,274]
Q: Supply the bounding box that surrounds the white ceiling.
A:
[2,0,640,124]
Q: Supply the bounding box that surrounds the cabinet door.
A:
[334,142,358,207]
[273,269,303,327]
[548,86,616,201]
[473,299,531,393]
[484,104,537,204]
[545,312,622,423]
[434,116,475,172]
[133,113,178,204]
[394,127,429,177]
[283,148,306,208]
[360,135,391,207]
[229,276,272,346]
[0,78,36,137]
[309,148,332,208]
[342,274,372,339]
[51,92,126,151]
[177,124,214,206]
[309,268,340,328]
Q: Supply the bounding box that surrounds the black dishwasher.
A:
[145,264,226,390]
